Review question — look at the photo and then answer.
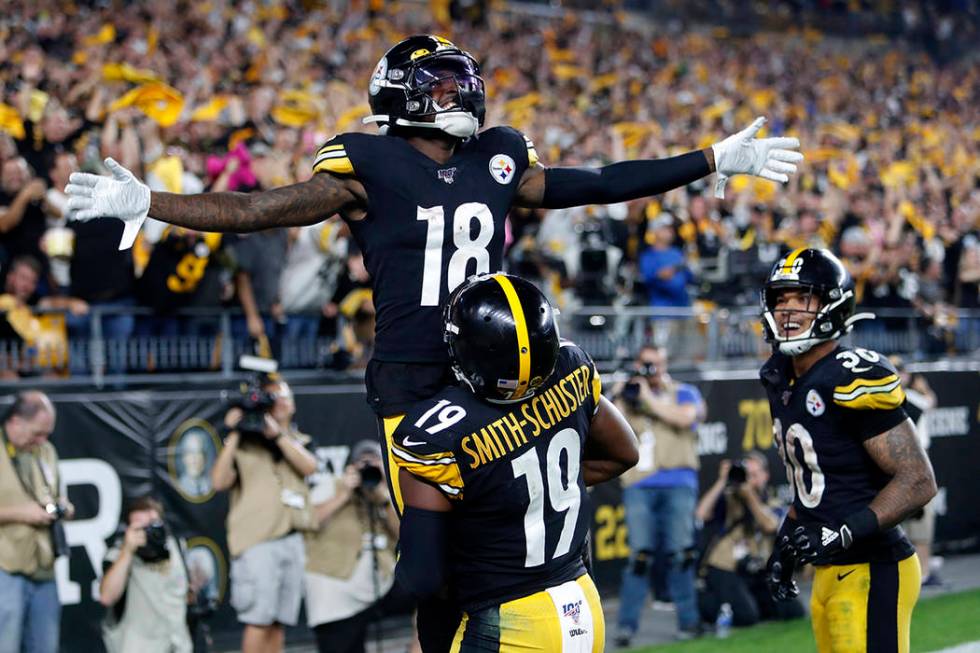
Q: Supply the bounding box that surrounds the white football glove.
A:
[65,158,150,251]
[711,117,804,199]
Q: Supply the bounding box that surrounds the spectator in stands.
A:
[0,391,72,653]
[613,346,706,645]
[639,213,693,308]
[326,247,374,369]
[66,214,137,372]
[694,454,804,628]
[304,440,406,653]
[99,496,192,653]
[1,0,977,374]
[0,157,48,274]
[279,220,349,345]
[135,227,230,340]
[0,254,86,377]
[212,375,317,653]
[230,230,288,357]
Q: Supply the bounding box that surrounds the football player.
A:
[392,273,638,652]
[65,34,800,650]
[759,248,937,653]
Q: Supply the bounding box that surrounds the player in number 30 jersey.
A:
[392,274,638,652]
[759,248,937,653]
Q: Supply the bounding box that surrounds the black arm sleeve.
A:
[541,151,711,209]
[394,507,449,600]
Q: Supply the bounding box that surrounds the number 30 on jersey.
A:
[774,418,825,508]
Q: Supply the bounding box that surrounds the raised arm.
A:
[66,158,365,249]
[148,173,363,232]
[515,116,802,209]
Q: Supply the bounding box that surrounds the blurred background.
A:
[0,1,976,651]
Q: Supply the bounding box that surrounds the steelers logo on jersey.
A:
[489,154,517,184]
[806,388,826,416]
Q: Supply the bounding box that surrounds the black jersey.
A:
[760,346,915,565]
[312,128,538,364]
[391,342,601,611]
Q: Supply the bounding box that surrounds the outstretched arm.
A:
[515,151,713,209]
[66,158,364,249]
[515,116,802,208]
[148,173,362,232]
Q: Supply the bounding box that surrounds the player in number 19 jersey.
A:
[392,274,638,652]
[759,248,937,653]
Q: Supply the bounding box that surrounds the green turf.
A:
[627,589,980,653]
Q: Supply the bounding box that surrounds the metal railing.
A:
[2,305,978,385]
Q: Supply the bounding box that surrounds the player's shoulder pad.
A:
[311,132,382,177]
[390,396,467,498]
[759,351,787,388]
[480,125,538,167]
[829,347,905,411]
[557,339,602,405]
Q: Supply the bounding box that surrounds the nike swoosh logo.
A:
[837,569,856,581]
[401,436,426,447]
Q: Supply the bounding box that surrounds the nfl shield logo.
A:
[806,389,825,416]
[437,167,457,184]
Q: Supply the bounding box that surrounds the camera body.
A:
[727,459,748,486]
[620,381,641,405]
[136,520,171,563]
[45,503,69,558]
[229,377,277,435]
[358,464,383,491]
[45,502,67,520]
[222,355,283,453]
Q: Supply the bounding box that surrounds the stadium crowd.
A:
[0,0,977,376]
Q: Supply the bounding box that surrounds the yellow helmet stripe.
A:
[780,247,807,273]
[493,275,531,399]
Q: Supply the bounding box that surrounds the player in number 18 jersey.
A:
[759,248,937,653]
[392,274,638,652]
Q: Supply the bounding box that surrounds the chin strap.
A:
[363,111,479,138]
[844,312,875,331]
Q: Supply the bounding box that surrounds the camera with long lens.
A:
[620,362,657,406]
[229,379,277,436]
[620,381,641,405]
[222,356,281,454]
[727,459,748,486]
[135,519,170,562]
[45,503,69,558]
[358,464,383,492]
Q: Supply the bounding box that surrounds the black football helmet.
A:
[761,248,869,355]
[364,35,486,139]
[444,274,560,402]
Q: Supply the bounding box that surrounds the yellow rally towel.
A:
[102,62,161,84]
[0,104,25,140]
[271,90,320,127]
[110,83,185,127]
[190,96,231,122]
[82,23,116,47]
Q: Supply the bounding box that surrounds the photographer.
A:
[694,454,803,627]
[613,347,706,645]
[100,497,192,653]
[0,391,72,653]
[304,440,403,653]
[212,375,317,653]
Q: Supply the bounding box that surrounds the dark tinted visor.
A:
[413,55,483,94]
